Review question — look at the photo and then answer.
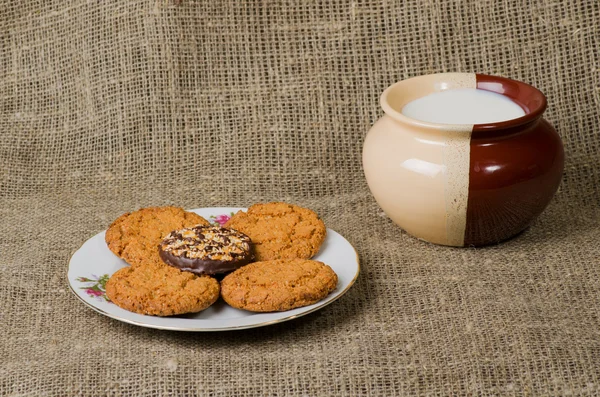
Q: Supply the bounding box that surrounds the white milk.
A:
[401,88,525,124]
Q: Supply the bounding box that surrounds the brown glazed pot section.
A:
[464,74,564,246]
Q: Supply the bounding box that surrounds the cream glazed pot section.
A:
[363,73,475,246]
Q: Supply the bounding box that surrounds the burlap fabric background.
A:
[1,1,599,395]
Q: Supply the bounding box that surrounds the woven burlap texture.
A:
[1,1,599,395]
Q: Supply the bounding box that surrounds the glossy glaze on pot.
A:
[363,73,564,247]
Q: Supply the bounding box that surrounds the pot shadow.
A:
[488,202,589,247]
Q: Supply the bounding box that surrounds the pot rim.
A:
[380,73,547,132]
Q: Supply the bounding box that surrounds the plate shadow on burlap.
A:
[92,283,366,345]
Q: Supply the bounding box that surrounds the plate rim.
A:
[67,207,360,332]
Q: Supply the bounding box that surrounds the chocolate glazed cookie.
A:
[158,225,254,275]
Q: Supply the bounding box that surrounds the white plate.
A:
[67,207,360,331]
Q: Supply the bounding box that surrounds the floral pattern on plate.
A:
[208,212,235,226]
[76,274,110,302]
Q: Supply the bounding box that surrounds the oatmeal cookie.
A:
[220,259,338,312]
[105,206,209,267]
[105,262,220,316]
[224,202,326,261]
[159,225,254,275]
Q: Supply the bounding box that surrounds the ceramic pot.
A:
[362,73,564,247]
